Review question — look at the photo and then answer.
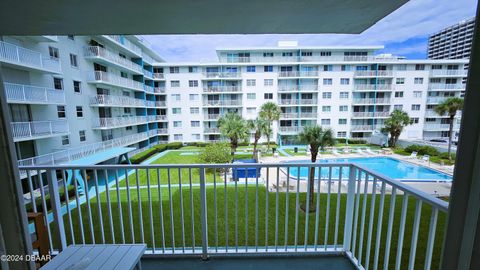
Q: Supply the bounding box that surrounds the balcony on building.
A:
[92,116,148,130]
[351,111,390,118]
[350,124,376,131]
[83,46,143,74]
[90,94,147,108]
[353,83,393,91]
[429,69,468,77]
[87,71,145,92]
[423,123,460,131]
[153,73,165,80]
[353,70,394,77]
[11,120,69,142]
[203,85,241,93]
[0,40,62,74]
[204,127,221,134]
[278,126,301,134]
[4,82,65,105]
[278,84,319,92]
[102,35,142,57]
[202,71,242,79]
[203,99,242,107]
[278,70,319,78]
[352,97,391,105]
[428,83,466,91]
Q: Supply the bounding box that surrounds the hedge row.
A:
[336,138,367,144]
[129,142,183,164]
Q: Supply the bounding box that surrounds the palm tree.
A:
[434,97,464,160]
[218,112,249,156]
[259,102,281,151]
[381,110,412,148]
[298,125,335,211]
[247,117,269,159]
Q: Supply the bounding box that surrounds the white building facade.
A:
[0,37,468,166]
[428,17,475,60]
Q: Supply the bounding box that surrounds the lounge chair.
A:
[422,155,430,163]
[343,148,350,154]
[365,148,377,155]
[356,148,365,155]
[409,151,418,159]
[332,149,340,155]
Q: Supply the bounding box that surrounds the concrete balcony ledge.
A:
[0,40,61,73]
[87,71,145,92]
[103,35,142,56]
[4,82,65,105]
[92,116,148,129]
[203,100,242,106]
[90,94,147,108]
[11,120,69,142]
[202,71,242,78]
[83,46,143,74]
[203,86,241,93]
[353,70,394,77]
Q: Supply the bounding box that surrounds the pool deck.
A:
[259,152,453,197]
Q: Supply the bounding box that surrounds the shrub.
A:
[336,138,367,144]
[198,143,231,170]
[153,144,167,152]
[404,145,439,156]
[195,142,209,147]
[439,152,456,160]
[130,148,158,164]
[166,142,183,150]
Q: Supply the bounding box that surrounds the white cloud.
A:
[143,0,477,62]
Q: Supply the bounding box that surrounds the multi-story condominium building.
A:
[0,35,165,167]
[428,17,475,60]
[0,38,468,166]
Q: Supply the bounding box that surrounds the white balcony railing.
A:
[87,71,145,92]
[153,73,165,79]
[351,125,376,131]
[278,71,319,78]
[426,97,450,104]
[83,46,143,73]
[219,55,399,63]
[156,115,168,121]
[203,85,241,93]
[93,116,148,129]
[155,101,167,107]
[154,86,166,93]
[17,132,150,166]
[353,70,394,77]
[354,84,393,91]
[423,123,460,130]
[4,83,65,104]
[143,69,154,78]
[280,113,298,119]
[203,99,242,106]
[104,35,142,55]
[428,83,466,90]
[0,41,61,73]
[144,85,154,93]
[352,111,390,118]
[430,69,468,77]
[352,98,391,104]
[90,94,147,108]
[278,126,300,133]
[204,127,220,133]
[156,128,168,135]
[203,72,242,78]
[204,114,221,120]
[278,85,319,92]
[11,120,69,142]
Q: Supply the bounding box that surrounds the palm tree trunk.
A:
[253,136,259,159]
[308,150,318,210]
[266,134,270,151]
[448,116,454,161]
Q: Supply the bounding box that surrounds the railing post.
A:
[199,167,209,260]
[46,169,67,250]
[343,165,357,252]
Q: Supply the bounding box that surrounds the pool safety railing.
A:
[18,163,448,269]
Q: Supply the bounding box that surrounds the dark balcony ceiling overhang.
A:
[0,0,408,35]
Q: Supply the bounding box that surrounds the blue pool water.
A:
[284,157,452,182]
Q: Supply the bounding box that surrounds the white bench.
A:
[41,244,146,270]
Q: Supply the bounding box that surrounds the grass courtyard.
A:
[56,148,446,269]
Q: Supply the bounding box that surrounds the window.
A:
[411,117,419,124]
[73,81,81,93]
[341,65,351,71]
[264,66,273,72]
[263,52,274,57]
[415,64,425,70]
[340,78,350,85]
[76,106,83,118]
[432,64,442,70]
[337,131,347,138]
[426,118,436,122]
[394,105,403,110]
[322,92,332,99]
[173,121,182,127]
[247,107,256,114]
[170,81,180,87]
[323,65,333,71]
[174,134,183,141]
[320,51,331,56]
[191,121,200,127]
[395,91,404,98]
[396,78,405,84]
[170,67,179,73]
[126,126,132,131]
[396,64,407,71]
[171,94,181,101]
[192,134,201,140]
[57,105,66,118]
[282,52,293,57]
[120,72,128,78]
[339,105,348,112]
[69,54,78,67]
[246,66,256,72]
[322,106,331,112]
[67,35,75,40]
[338,119,347,125]
[124,107,131,114]
[321,119,331,125]
[413,91,422,98]
[188,66,197,73]
[172,108,181,114]
[264,93,273,99]
[246,79,256,86]
[414,77,424,84]
[301,51,312,56]
[54,78,63,90]
[188,80,198,87]
[339,92,349,99]
[247,93,256,100]
[48,46,59,59]
[411,104,421,111]
[189,94,199,101]
[264,79,273,86]
[79,130,86,142]
[61,135,70,146]
[430,78,441,83]
[190,107,199,114]
[323,78,332,85]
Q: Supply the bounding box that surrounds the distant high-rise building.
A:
[428,17,475,59]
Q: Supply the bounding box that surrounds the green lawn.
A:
[61,186,445,269]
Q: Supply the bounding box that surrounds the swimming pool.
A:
[283,157,452,182]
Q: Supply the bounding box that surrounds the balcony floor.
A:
[142,255,356,270]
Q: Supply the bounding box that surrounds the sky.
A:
[142,0,477,62]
